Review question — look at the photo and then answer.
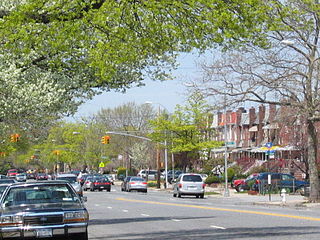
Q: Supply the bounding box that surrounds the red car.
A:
[36,173,48,180]
[232,173,259,192]
[7,169,18,178]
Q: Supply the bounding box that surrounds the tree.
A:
[149,92,223,171]
[0,0,268,126]
[192,0,320,201]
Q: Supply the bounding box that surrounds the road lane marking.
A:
[141,214,150,217]
[210,225,226,229]
[122,209,129,212]
[95,204,100,207]
[116,198,320,222]
[107,206,112,209]
[172,219,181,222]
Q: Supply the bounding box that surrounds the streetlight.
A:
[145,101,169,189]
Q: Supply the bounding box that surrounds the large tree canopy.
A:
[0,0,268,124]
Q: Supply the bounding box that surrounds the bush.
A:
[147,181,157,187]
[205,175,222,185]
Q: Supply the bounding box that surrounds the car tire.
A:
[98,189,102,191]
[144,189,147,193]
[178,193,181,198]
[200,194,204,199]
[196,195,199,198]
[90,187,94,192]
[83,188,87,191]
[173,193,177,197]
[107,189,111,192]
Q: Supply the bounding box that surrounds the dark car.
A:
[36,173,48,180]
[0,179,17,184]
[0,181,89,239]
[89,177,111,192]
[167,170,183,184]
[237,172,308,193]
[26,173,36,180]
[121,176,133,192]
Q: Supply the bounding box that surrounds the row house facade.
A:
[210,104,313,179]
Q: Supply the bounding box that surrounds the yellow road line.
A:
[116,198,320,222]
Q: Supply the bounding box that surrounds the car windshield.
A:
[0,185,9,195]
[56,177,77,183]
[182,175,202,182]
[130,177,145,182]
[2,184,80,208]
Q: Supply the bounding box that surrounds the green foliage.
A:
[147,181,157,187]
[205,175,222,185]
[117,167,127,178]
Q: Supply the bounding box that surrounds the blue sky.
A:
[69,52,208,121]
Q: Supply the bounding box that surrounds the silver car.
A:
[55,173,83,197]
[127,177,148,193]
[173,173,205,198]
[15,173,27,182]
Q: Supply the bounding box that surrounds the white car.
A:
[137,169,157,180]
[15,173,27,182]
[55,173,83,197]
[173,173,205,198]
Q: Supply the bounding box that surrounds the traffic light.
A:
[15,134,20,142]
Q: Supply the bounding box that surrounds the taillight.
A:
[142,182,147,185]
[256,180,260,184]
[178,183,182,188]
[94,182,99,185]
[130,182,135,185]
[105,182,110,185]
[85,181,89,184]
[202,184,206,189]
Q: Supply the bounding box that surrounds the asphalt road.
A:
[85,185,320,240]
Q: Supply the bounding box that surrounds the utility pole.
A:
[156,105,161,189]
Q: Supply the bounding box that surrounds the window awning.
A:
[249,126,258,132]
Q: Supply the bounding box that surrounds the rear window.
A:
[182,175,202,182]
[130,177,145,182]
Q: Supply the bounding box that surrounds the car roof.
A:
[56,173,77,177]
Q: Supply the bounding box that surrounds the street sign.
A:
[99,162,105,168]
[265,142,273,149]
[226,141,236,147]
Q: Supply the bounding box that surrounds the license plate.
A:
[100,186,104,188]
[188,186,196,189]
[36,229,52,238]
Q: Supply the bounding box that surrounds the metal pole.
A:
[156,105,161,189]
[164,139,168,188]
[224,94,230,197]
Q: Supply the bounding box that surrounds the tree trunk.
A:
[307,120,320,202]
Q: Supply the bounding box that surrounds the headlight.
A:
[0,215,23,225]
[64,211,88,222]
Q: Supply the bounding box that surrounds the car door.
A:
[280,174,295,190]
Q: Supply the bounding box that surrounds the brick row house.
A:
[210,104,313,180]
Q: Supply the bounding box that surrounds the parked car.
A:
[168,170,183,184]
[126,177,148,193]
[237,172,308,193]
[56,173,83,197]
[233,173,259,192]
[173,173,205,198]
[0,183,11,196]
[121,176,133,192]
[83,176,96,191]
[15,173,27,182]
[137,170,157,180]
[0,181,89,239]
[89,177,111,192]
[103,174,114,185]
[26,172,36,180]
[7,169,18,178]
[0,179,17,184]
[36,173,48,180]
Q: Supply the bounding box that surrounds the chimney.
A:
[269,104,276,122]
[249,107,256,126]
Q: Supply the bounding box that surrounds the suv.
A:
[237,172,307,193]
[0,181,88,239]
[173,173,205,198]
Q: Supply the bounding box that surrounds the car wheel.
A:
[98,189,102,191]
[200,194,204,199]
[178,193,181,198]
[173,193,177,197]
[83,188,87,191]
[196,195,199,198]
[144,189,147,193]
[90,187,94,192]
[107,189,111,192]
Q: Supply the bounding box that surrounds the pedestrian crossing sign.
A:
[99,162,105,168]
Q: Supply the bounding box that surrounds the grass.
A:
[205,191,220,195]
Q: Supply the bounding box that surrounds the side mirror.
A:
[81,196,87,202]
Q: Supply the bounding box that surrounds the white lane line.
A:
[122,210,129,212]
[172,219,181,222]
[95,204,100,207]
[141,214,150,217]
[210,225,226,230]
[107,206,112,209]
